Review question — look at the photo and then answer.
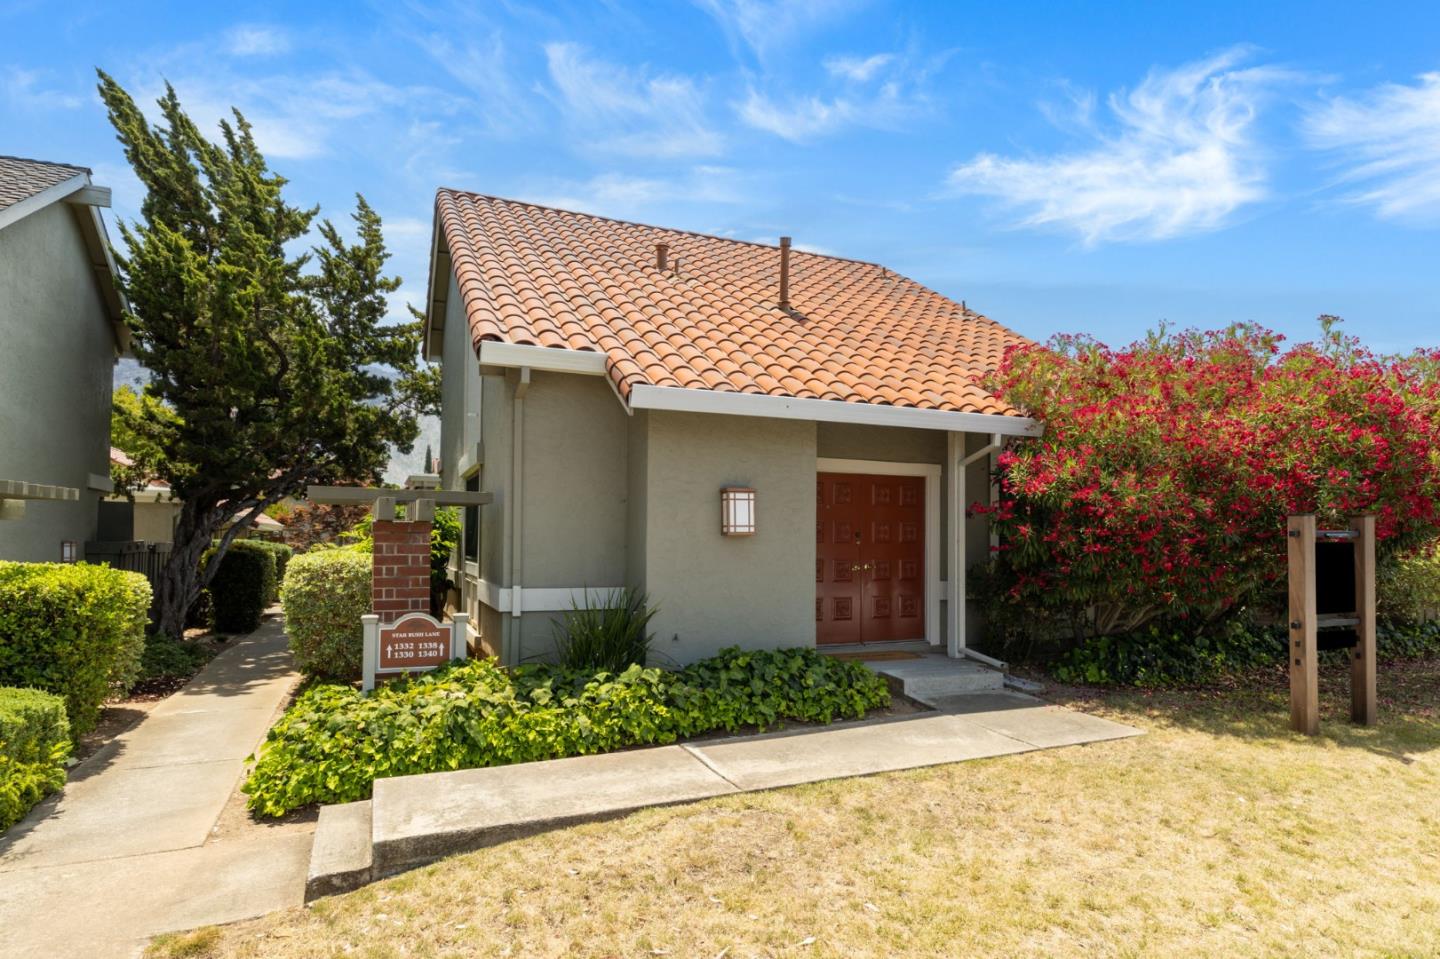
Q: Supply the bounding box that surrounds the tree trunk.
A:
[154,499,223,640]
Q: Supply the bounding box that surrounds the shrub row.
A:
[280,548,371,679]
[243,646,891,816]
[204,541,277,634]
[0,562,150,735]
[0,687,70,832]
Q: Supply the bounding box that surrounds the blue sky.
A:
[5,2,1439,360]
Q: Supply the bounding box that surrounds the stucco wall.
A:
[639,411,818,663]
[0,203,115,561]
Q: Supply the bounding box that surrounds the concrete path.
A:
[312,690,1143,895]
[0,616,309,959]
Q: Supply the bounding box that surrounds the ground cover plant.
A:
[977,319,1440,672]
[242,647,890,816]
[155,655,1440,959]
[0,562,150,735]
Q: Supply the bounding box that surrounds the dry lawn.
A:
[150,661,1440,959]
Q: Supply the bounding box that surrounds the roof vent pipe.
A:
[656,242,669,272]
[778,236,792,309]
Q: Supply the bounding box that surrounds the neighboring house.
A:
[0,156,126,563]
[425,191,1041,666]
[101,447,181,544]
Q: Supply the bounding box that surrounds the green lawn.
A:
[152,659,1440,959]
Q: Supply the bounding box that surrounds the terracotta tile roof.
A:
[0,155,88,213]
[436,190,1029,418]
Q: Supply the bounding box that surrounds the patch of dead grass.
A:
[149,659,1440,959]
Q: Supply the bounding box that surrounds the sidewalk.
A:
[0,616,309,959]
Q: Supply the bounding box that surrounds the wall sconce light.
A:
[720,487,756,536]
[60,540,78,563]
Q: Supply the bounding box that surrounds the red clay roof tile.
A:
[436,190,1030,419]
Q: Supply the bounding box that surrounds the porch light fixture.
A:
[720,487,756,536]
[60,540,78,563]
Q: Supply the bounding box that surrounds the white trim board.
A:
[0,172,89,232]
[816,457,944,648]
[469,578,625,614]
[478,341,607,376]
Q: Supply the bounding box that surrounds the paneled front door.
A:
[816,472,926,645]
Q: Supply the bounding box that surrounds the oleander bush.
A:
[0,687,72,832]
[204,541,276,634]
[280,549,371,679]
[977,320,1440,666]
[0,562,149,735]
[243,646,891,816]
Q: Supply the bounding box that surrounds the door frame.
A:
[816,457,942,647]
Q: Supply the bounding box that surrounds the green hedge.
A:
[205,542,276,634]
[0,562,149,735]
[243,646,891,816]
[0,687,71,832]
[245,541,293,603]
[280,549,371,679]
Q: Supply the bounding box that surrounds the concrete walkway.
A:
[310,691,1143,896]
[0,617,309,959]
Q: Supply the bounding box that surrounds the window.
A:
[464,473,480,564]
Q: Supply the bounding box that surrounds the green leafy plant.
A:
[551,588,657,672]
[0,687,71,833]
[204,542,276,634]
[1049,620,1284,687]
[280,549,371,679]
[0,563,149,735]
[244,541,293,603]
[242,646,891,816]
[139,632,214,682]
[1379,541,1440,626]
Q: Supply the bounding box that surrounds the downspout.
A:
[506,367,531,665]
[953,432,1004,661]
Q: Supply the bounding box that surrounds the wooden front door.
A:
[816,472,925,645]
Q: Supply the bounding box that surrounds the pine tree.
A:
[97,72,436,638]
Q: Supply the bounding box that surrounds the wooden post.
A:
[1350,515,1377,725]
[1288,514,1319,735]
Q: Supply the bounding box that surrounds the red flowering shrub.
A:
[976,320,1440,648]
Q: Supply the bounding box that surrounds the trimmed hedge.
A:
[243,646,891,816]
[280,549,371,679]
[205,541,276,634]
[0,562,149,735]
[0,687,72,832]
[245,541,293,603]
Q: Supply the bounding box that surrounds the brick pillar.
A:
[372,519,432,623]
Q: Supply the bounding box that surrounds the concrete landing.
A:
[867,653,1005,704]
[306,692,1142,898]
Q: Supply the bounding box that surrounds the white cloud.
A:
[738,78,918,142]
[543,43,722,158]
[824,53,893,82]
[2,67,84,109]
[223,25,291,57]
[525,166,748,221]
[947,47,1294,245]
[1304,73,1440,223]
[695,0,864,60]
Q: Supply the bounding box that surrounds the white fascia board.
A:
[422,214,447,362]
[629,384,1043,437]
[477,341,608,376]
[0,172,90,232]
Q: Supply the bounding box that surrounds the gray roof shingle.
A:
[0,155,89,213]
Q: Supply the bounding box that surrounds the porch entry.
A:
[816,472,926,645]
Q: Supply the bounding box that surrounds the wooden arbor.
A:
[1286,514,1376,735]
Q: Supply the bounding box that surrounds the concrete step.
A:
[305,800,373,902]
[868,656,1005,706]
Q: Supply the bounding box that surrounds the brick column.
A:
[372,519,432,623]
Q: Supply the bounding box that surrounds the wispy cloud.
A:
[525,166,748,221]
[543,42,723,158]
[1304,73,1440,224]
[824,52,893,82]
[947,47,1295,245]
[223,25,291,57]
[695,0,865,61]
[2,66,85,109]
